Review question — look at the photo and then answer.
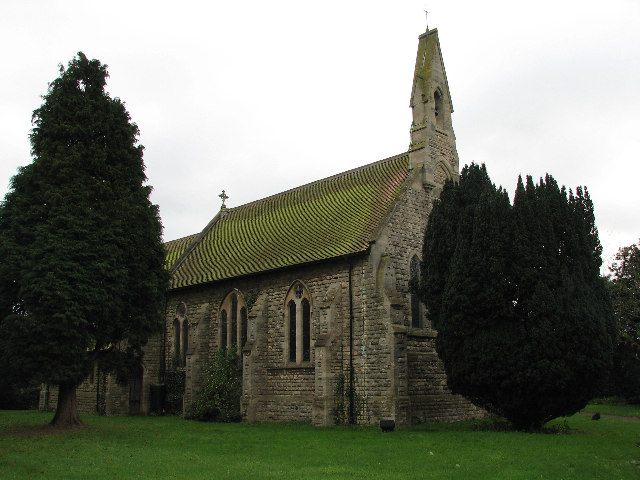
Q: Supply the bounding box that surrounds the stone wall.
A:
[39,332,164,416]
[158,168,484,426]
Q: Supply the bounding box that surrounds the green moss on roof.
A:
[169,153,412,289]
[164,233,198,270]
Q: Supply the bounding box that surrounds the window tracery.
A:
[220,290,248,351]
[172,302,188,367]
[285,282,311,364]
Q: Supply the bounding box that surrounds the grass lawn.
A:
[582,399,640,419]
[1,410,639,479]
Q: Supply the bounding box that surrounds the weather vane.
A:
[425,8,429,30]
[219,190,229,209]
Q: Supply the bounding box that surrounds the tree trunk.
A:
[50,381,83,427]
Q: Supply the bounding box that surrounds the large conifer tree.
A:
[419,164,615,430]
[0,53,167,426]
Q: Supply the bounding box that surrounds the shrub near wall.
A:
[186,348,242,422]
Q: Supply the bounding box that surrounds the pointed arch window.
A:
[231,294,238,347]
[172,302,189,367]
[220,290,248,351]
[288,300,297,362]
[181,320,189,366]
[285,282,312,364]
[241,307,248,348]
[302,298,311,362]
[410,255,422,328]
[221,310,228,351]
[434,89,444,130]
[173,318,181,366]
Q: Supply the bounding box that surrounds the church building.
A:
[41,27,483,425]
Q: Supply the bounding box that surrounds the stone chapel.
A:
[40,27,483,425]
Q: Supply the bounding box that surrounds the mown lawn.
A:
[582,400,640,419]
[1,410,639,479]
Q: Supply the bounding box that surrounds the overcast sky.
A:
[2,0,638,271]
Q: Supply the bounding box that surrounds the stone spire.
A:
[408,28,460,194]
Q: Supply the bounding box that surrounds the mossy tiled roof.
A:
[168,153,412,290]
[164,233,199,270]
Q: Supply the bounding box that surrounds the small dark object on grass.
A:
[380,419,395,432]
[592,412,601,420]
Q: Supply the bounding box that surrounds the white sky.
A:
[1,0,639,271]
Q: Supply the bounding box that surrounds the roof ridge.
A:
[168,210,228,274]
[165,232,199,245]
[226,152,410,212]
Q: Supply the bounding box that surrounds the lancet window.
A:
[172,302,189,367]
[220,290,248,351]
[410,255,422,328]
[285,282,311,364]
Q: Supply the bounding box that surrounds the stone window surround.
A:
[219,289,248,351]
[409,253,424,329]
[172,302,189,367]
[284,281,312,365]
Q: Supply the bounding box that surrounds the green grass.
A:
[583,398,640,418]
[1,410,639,479]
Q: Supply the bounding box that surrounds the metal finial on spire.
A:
[425,8,429,31]
[219,190,229,209]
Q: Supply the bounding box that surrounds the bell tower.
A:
[408,29,460,193]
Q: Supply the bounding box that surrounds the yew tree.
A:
[608,241,640,401]
[419,164,615,430]
[0,53,167,426]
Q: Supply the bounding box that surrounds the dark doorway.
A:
[129,369,143,414]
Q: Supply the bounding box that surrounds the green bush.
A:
[186,348,242,422]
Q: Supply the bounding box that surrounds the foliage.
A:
[186,348,242,422]
[0,378,39,410]
[609,242,640,346]
[607,242,640,402]
[0,52,168,424]
[2,410,640,479]
[333,371,363,424]
[419,163,615,430]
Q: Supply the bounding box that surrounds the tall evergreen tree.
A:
[609,242,640,351]
[0,53,167,426]
[419,164,614,430]
[608,241,640,401]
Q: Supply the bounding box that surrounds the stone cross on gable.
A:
[219,190,229,209]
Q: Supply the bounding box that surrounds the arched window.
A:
[288,300,297,362]
[173,318,181,366]
[285,282,312,364]
[221,310,228,351]
[181,319,189,366]
[173,302,189,367]
[302,298,310,362]
[220,290,249,351]
[410,255,422,328]
[434,89,444,129]
[231,294,238,347]
[241,307,248,348]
